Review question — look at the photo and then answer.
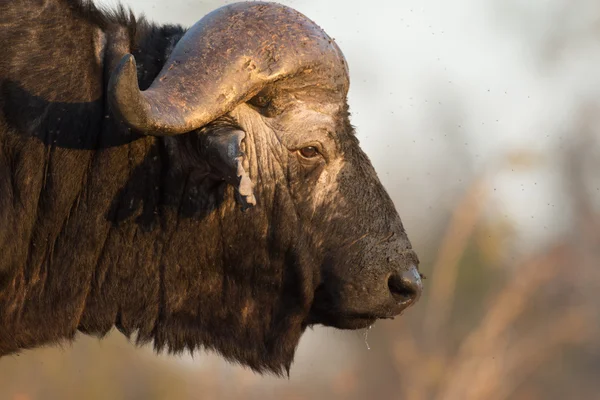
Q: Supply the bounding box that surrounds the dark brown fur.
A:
[0,0,418,374]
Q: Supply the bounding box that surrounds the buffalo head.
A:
[103,1,421,372]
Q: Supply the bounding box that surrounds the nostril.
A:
[387,275,416,302]
[387,267,423,304]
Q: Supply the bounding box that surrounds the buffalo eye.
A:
[249,95,271,108]
[299,146,320,159]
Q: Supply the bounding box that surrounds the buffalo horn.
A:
[108,2,349,135]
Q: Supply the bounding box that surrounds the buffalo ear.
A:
[202,128,256,209]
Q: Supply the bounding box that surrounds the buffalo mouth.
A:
[306,302,405,330]
[306,282,419,329]
[306,309,378,330]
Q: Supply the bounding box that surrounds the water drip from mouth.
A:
[364,325,372,350]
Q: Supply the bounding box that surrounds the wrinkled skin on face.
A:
[214,88,420,329]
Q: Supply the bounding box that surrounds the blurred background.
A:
[2,0,599,398]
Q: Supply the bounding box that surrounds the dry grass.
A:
[390,179,597,400]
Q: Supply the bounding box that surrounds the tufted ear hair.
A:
[201,127,256,210]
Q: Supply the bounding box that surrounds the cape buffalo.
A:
[0,0,422,374]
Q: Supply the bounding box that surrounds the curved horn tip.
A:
[110,54,139,94]
[108,54,151,133]
[121,54,137,73]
